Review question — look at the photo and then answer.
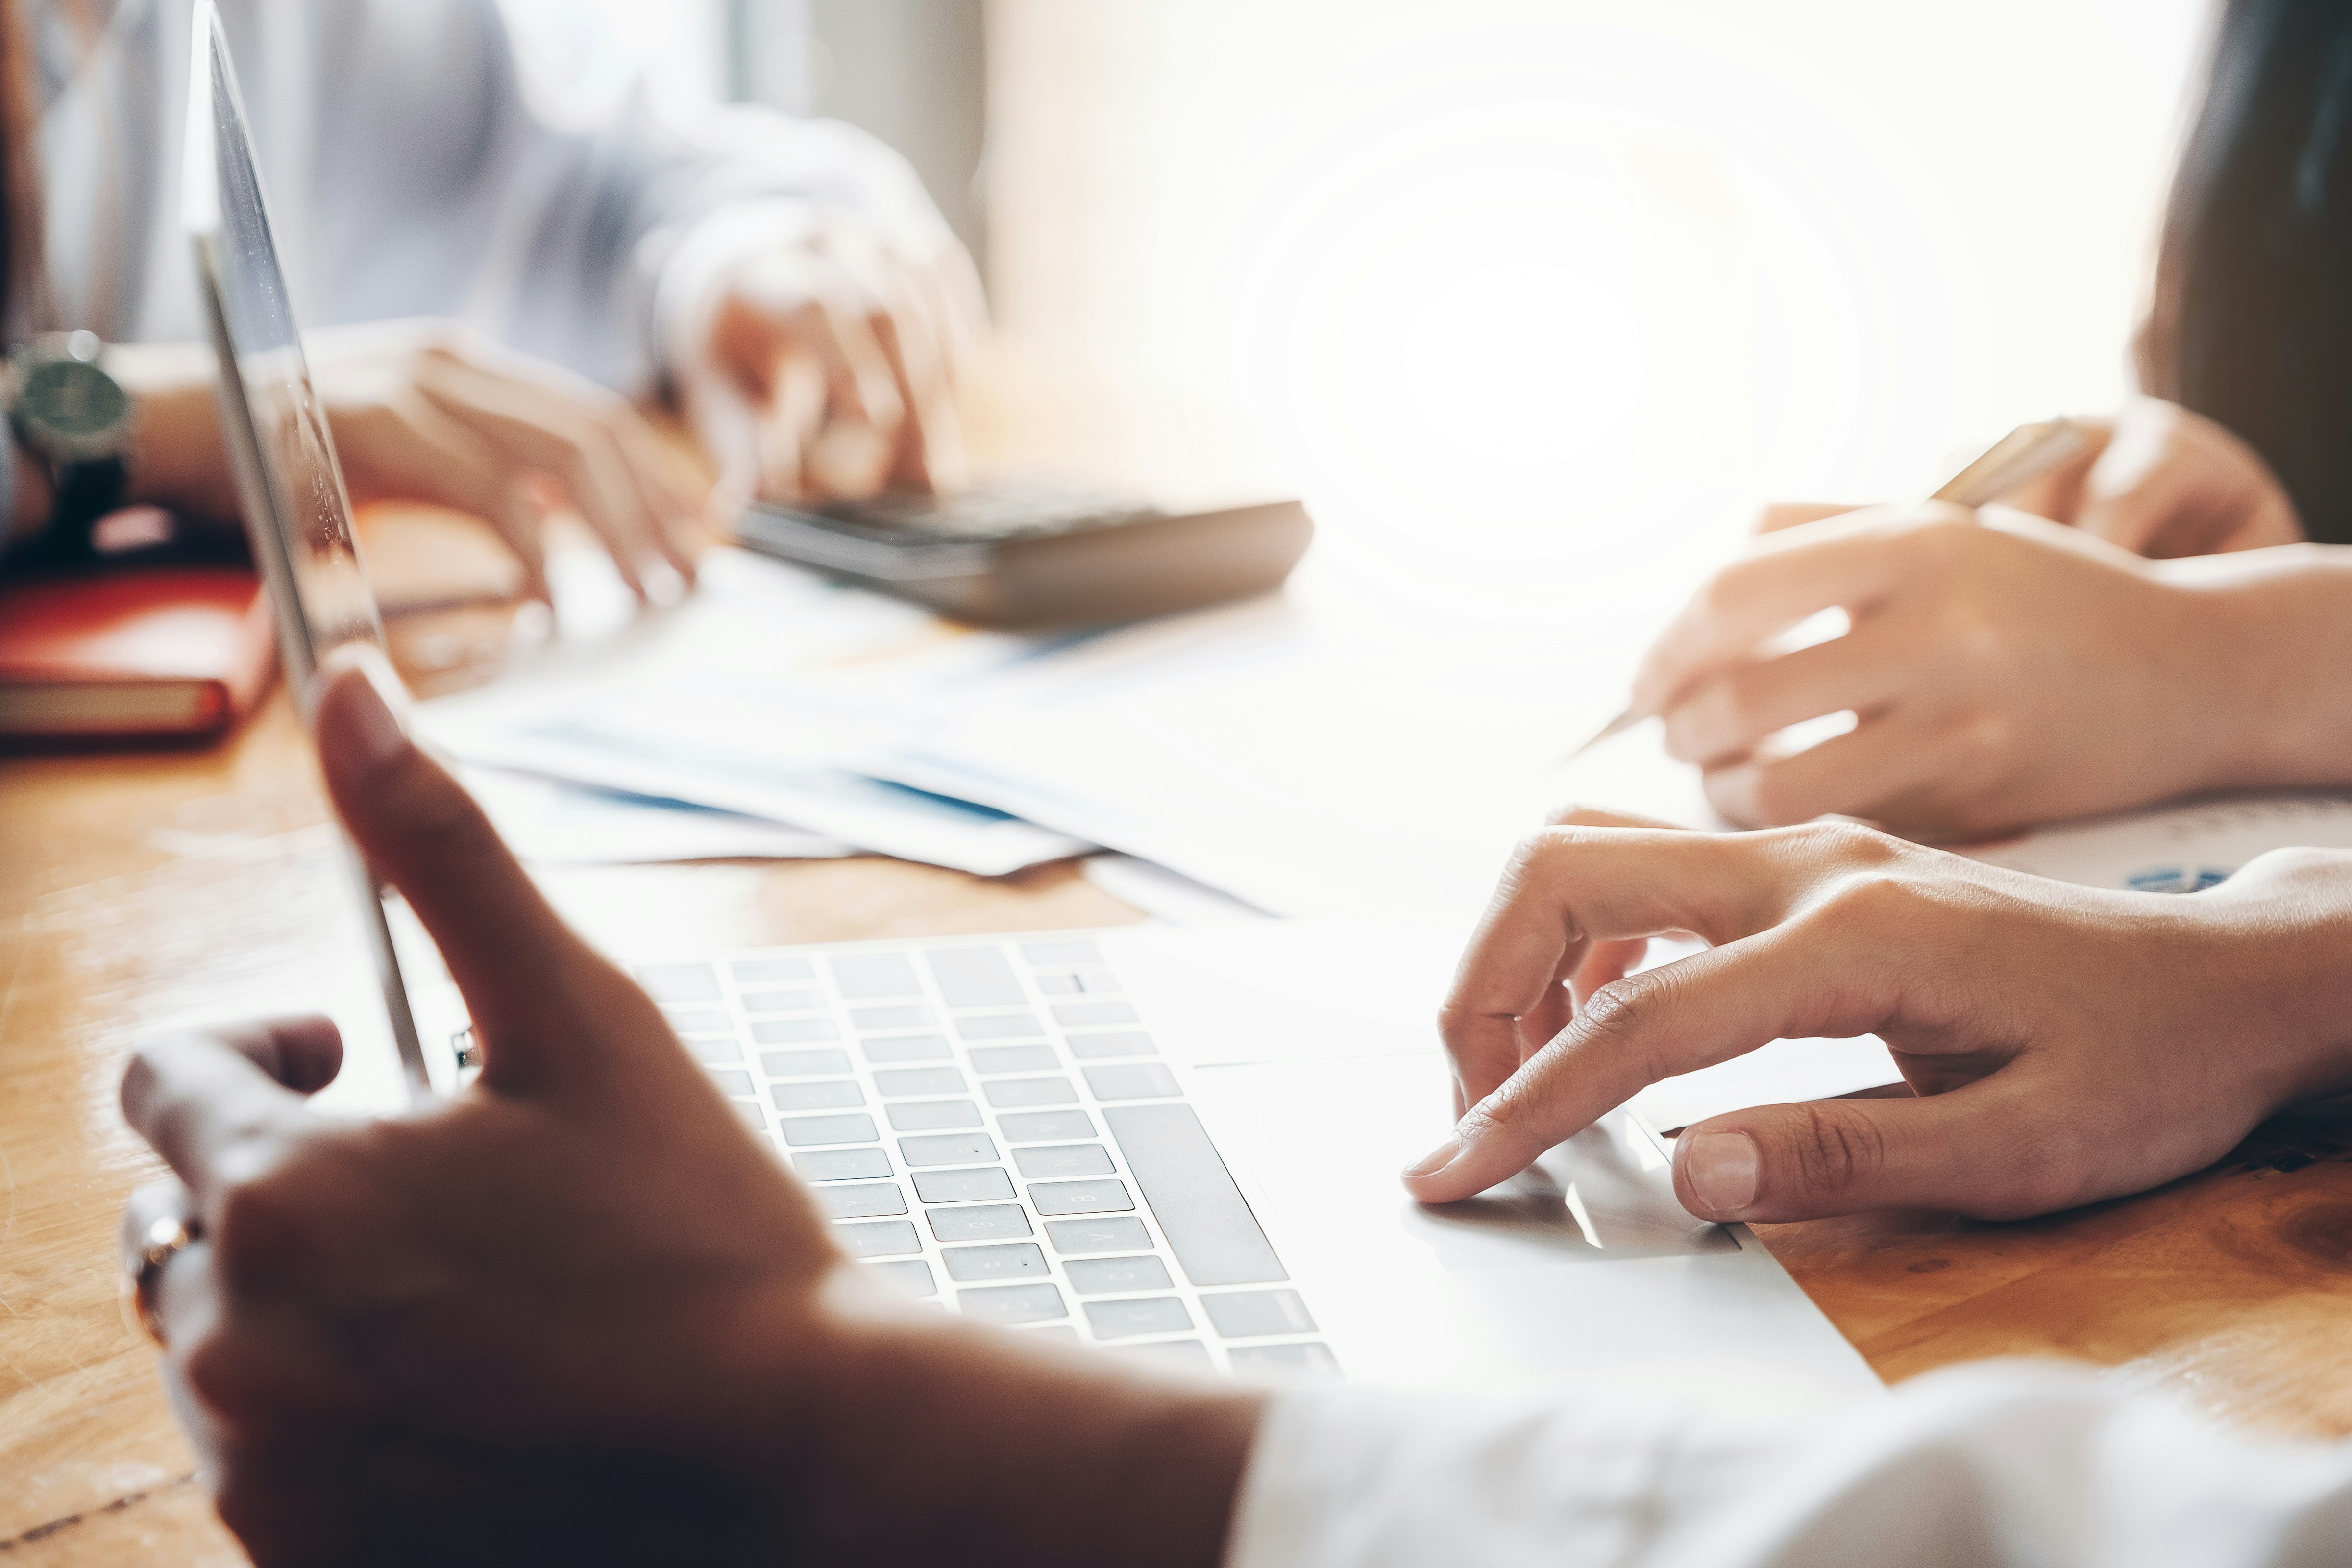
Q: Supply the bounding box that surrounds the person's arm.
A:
[1233,1366,2352,1568]
[309,0,975,505]
[1626,502,2352,836]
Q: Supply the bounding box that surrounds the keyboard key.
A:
[636,964,720,1002]
[999,1110,1095,1143]
[1034,974,1081,995]
[1202,1290,1318,1339]
[1067,1031,1157,1059]
[683,1038,742,1065]
[794,1148,892,1181]
[1064,1255,1173,1294]
[835,1220,921,1258]
[869,1258,935,1297]
[1045,1217,1152,1254]
[941,1242,1050,1281]
[1025,1324,1080,1342]
[741,989,822,1014]
[1084,1064,1181,1102]
[772,1081,864,1112]
[662,1008,730,1033]
[817,1182,907,1219]
[874,1066,966,1098]
[967,1044,1060,1075]
[1054,1001,1140,1027]
[732,1102,765,1132]
[1014,1143,1115,1178]
[830,953,921,998]
[983,1076,1078,1109]
[733,958,814,985]
[956,1282,1066,1325]
[886,1100,983,1132]
[753,1018,839,1045]
[1228,1343,1342,1381]
[926,948,1025,1006]
[761,1048,853,1078]
[1084,1297,1193,1340]
[956,1014,1044,1041]
[707,1069,754,1098]
[1107,1339,1211,1367]
[927,1204,1032,1242]
[1022,940,1103,965]
[1029,1178,1133,1216]
[912,1167,1016,1203]
[861,1034,952,1064]
[1105,1105,1286,1287]
[779,1113,878,1147]
[900,1132,1000,1167]
[851,1004,935,1031]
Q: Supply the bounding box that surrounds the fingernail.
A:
[1404,1134,1463,1179]
[312,644,411,771]
[1683,1131,1760,1217]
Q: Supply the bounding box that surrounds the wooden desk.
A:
[10,528,2352,1561]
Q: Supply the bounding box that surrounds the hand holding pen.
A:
[1570,417,2298,837]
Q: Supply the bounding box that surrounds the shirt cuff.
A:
[1224,1385,1782,1568]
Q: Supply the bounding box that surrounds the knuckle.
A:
[1786,1103,1889,1194]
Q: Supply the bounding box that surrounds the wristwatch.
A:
[8,329,136,561]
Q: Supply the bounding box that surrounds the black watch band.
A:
[45,454,129,558]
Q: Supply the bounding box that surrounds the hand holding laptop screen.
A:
[118,657,1261,1564]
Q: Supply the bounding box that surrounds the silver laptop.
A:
[184,1,1878,1407]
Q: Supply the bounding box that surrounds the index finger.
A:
[1440,826,1803,1109]
[1630,507,1917,713]
[121,1020,328,1208]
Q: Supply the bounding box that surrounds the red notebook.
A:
[0,566,277,740]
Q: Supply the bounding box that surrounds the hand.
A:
[117,651,1255,1565]
[1755,400,2302,559]
[1403,808,2352,1220]
[307,323,707,602]
[1632,502,2260,836]
[674,217,980,509]
[2000,399,2302,558]
[112,327,708,604]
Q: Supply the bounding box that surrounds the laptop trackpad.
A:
[1191,1051,1881,1409]
[1194,1052,1732,1272]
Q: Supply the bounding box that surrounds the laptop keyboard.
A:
[634,933,1338,1381]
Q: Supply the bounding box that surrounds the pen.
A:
[1564,417,2092,760]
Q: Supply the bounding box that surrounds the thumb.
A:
[308,647,645,1092]
[1674,1083,2051,1223]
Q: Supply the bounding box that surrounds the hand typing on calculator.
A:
[117,652,1258,1564]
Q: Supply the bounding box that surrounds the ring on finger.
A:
[122,1210,203,1348]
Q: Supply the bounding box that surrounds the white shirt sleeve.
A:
[295,0,951,392]
[1225,1361,2352,1568]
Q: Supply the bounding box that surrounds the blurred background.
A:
[540,0,2209,617]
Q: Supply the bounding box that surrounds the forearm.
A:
[111,342,242,525]
[738,1275,1264,1566]
[2167,544,2352,787]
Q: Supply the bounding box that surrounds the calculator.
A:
[734,482,1313,628]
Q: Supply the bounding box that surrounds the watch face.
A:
[18,355,133,453]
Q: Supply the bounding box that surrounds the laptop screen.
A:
[183,0,382,689]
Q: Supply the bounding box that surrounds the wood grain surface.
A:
[10,515,2352,1562]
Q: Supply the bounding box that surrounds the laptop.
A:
[185,2,1880,1410]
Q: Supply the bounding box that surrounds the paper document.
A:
[459,767,852,865]
[1962,793,2352,891]
[421,550,1095,876]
